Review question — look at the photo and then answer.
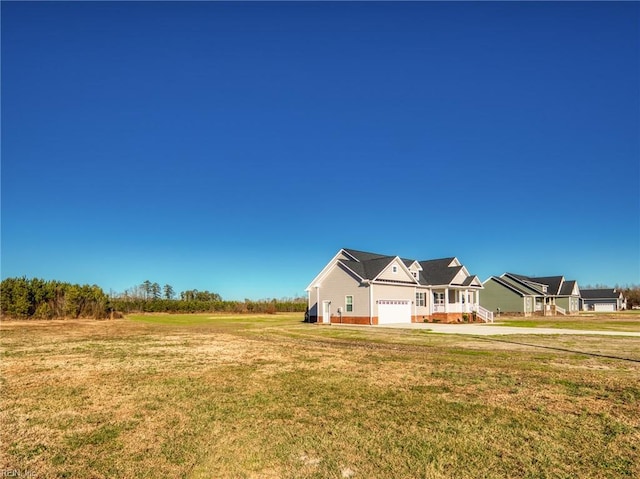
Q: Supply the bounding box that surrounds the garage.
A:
[377,299,411,324]
[594,303,615,312]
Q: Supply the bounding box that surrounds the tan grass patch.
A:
[2,315,639,478]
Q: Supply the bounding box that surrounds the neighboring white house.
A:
[306,248,492,324]
[580,289,626,311]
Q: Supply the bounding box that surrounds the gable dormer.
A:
[406,260,422,280]
[376,257,418,283]
[452,268,469,285]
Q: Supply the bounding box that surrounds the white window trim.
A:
[345,295,353,313]
[434,292,445,305]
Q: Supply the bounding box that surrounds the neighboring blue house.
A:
[580,289,626,311]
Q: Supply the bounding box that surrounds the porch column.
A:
[444,288,449,313]
[369,282,374,325]
[464,289,469,312]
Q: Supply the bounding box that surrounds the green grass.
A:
[1,313,639,478]
[496,314,640,332]
[127,312,301,327]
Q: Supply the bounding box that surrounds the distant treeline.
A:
[0,277,306,319]
[0,277,109,319]
[111,298,305,314]
[625,287,640,309]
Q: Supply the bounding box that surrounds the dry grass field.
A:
[1,313,639,478]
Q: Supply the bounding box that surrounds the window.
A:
[416,292,426,307]
[392,265,398,274]
[434,292,445,305]
[412,271,418,279]
[345,295,353,312]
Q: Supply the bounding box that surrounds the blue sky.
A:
[2,1,639,299]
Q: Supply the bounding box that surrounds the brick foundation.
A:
[428,313,481,323]
[311,314,487,324]
[310,316,377,325]
[331,316,373,325]
[412,315,430,323]
[428,313,457,323]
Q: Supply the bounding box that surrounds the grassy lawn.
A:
[495,312,640,332]
[1,313,639,478]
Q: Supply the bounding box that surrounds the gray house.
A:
[580,289,626,311]
[306,248,492,324]
[481,273,581,316]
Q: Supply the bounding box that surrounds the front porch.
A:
[430,288,493,322]
[525,297,568,317]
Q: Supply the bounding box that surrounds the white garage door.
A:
[594,303,615,312]
[378,300,411,324]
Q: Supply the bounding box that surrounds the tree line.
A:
[0,277,109,319]
[0,277,307,319]
[616,285,640,309]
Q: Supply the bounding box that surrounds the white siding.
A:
[415,287,432,320]
[452,269,468,285]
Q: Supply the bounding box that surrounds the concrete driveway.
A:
[354,322,640,337]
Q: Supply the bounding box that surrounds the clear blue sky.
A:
[2,1,639,299]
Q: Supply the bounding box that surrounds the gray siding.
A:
[317,263,370,318]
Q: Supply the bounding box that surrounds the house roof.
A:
[337,249,480,288]
[581,289,621,300]
[462,275,481,287]
[419,259,462,285]
[560,280,577,296]
[338,256,396,281]
[342,248,390,263]
[502,273,578,297]
[502,273,547,295]
[528,276,564,295]
[492,275,541,296]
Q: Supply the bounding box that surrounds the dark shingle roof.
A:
[342,248,390,263]
[493,273,544,296]
[581,289,620,299]
[503,273,578,296]
[338,257,393,281]
[419,259,462,285]
[560,280,577,296]
[462,275,479,287]
[528,276,564,295]
[488,276,530,296]
[503,273,548,294]
[338,249,480,288]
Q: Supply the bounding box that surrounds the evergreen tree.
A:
[163,284,175,300]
